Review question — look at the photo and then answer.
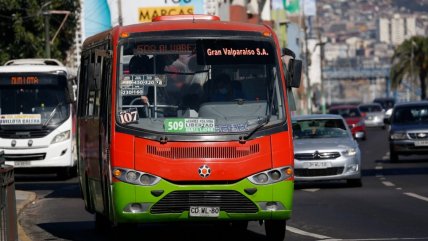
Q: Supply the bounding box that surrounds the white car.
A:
[358,103,386,129]
[292,114,362,187]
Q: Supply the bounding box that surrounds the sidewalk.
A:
[16,190,36,241]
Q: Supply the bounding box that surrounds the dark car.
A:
[328,105,367,140]
[387,101,428,162]
[373,97,396,111]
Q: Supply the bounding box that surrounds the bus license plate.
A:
[303,161,331,169]
[14,161,30,167]
[189,206,220,217]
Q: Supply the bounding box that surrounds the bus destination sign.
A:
[10,76,39,85]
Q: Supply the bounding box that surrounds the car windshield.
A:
[329,107,361,118]
[393,106,428,124]
[359,105,382,112]
[292,119,349,139]
[116,38,285,134]
[0,75,70,127]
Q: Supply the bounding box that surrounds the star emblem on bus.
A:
[198,165,211,178]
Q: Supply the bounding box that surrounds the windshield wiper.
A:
[240,68,278,143]
[240,115,271,143]
[43,102,64,127]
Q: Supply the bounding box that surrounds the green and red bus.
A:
[77,14,300,240]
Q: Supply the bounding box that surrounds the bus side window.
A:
[78,54,90,118]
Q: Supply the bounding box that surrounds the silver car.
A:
[292,114,362,187]
[358,103,386,129]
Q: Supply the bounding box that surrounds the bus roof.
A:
[4,58,64,66]
[83,15,274,47]
[0,64,69,75]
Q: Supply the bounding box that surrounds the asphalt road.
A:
[16,128,428,241]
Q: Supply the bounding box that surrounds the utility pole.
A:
[43,5,51,58]
[118,0,123,26]
[302,10,312,114]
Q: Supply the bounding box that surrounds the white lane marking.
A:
[404,192,428,203]
[382,181,395,187]
[287,226,428,241]
[286,226,331,239]
[382,155,389,160]
[396,187,402,190]
[302,189,320,192]
[375,166,383,170]
[322,238,428,240]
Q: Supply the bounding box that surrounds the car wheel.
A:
[265,220,286,241]
[347,179,362,187]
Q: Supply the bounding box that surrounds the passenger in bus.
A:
[140,54,183,117]
[128,55,151,74]
[209,73,245,102]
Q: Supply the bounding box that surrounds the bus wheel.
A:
[265,220,286,241]
[95,213,111,232]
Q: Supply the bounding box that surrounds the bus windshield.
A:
[0,73,70,127]
[117,38,285,134]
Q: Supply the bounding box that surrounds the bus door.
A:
[96,48,113,216]
[81,47,109,214]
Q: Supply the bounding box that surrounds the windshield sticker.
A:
[164,118,215,133]
[0,114,41,125]
[215,123,249,133]
[118,108,139,125]
[120,74,167,96]
[121,74,167,88]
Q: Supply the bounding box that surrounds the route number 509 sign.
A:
[164,118,215,133]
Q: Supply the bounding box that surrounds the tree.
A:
[390,36,428,100]
[0,0,80,64]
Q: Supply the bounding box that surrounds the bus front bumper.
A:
[112,178,294,223]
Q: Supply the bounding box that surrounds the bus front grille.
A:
[0,129,53,139]
[147,144,260,159]
[5,153,46,161]
[150,190,259,214]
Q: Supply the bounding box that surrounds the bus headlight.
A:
[248,166,293,185]
[113,168,161,186]
[51,130,70,144]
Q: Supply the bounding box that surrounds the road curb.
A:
[16,190,37,241]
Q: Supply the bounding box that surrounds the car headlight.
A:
[113,168,161,186]
[248,166,293,185]
[342,148,357,157]
[390,132,407,140]
[51,130,70,144]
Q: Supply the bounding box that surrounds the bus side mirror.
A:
[287,59,302,88]
[67,78,78,103]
